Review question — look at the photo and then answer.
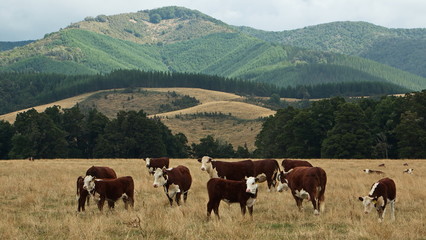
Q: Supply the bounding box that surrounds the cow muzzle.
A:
[153,184,158,188]
[200,167,206,171]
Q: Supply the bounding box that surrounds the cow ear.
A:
[197,158,201,163]
[358,197,364,201]
[208,157,212,162]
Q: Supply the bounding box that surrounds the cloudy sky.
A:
[1,0,425,41]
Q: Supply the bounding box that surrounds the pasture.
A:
[0,158,425,240]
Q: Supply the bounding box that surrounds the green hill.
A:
[0,40,34,51]
[1,7,425,92]
[237,21,426,78]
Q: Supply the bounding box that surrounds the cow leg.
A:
[183,191,188,203]
[389,200,395,221]
[240,203,247,216]
[248,206,254,220]
[107,200,115,210]
[311,197,319,215]
[377,206,386,222]
[294,196,303,211]
[97,197,105,211]
[213,202,220,219]
[175,192,182,206]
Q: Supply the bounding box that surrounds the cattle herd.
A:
[75,157,410,222]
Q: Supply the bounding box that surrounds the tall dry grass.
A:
[0,158,425,240]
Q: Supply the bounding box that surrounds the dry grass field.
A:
[1,158,425,240]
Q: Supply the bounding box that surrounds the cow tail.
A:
[318,168,327,212]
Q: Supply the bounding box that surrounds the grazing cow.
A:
[281,159,313,172]
[143,157,170,175]
[403,163,409,166]
[198,156,254,180]
[277,167,327,215]
[253,159,280,191]
[77,166,117,212]
[403,168,414,174]
[378,163,385,167]
[207,177,260,220]
[83,176,134,211]
[363,169,384,174]
[153,166,192,206]
[358,177,396,222]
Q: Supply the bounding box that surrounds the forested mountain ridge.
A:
[237,21,426,78]
[1,7,425,91]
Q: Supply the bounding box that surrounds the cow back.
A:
[213,160,254,180]
[253,159,279,176]
[372,178,396,200]
[166,165,192,192]
[95,176,134,200]
[86,166,117,179]
[287,167,327,195]
[282,160,313,172]
[207,178,247,203]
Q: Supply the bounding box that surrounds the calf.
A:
[143,157,170,175]
[378,163,385,167]
[207,177,260,220]
[363,169,384,174]
[153,166,192,206]
[77,166,117,212]
[253,159,280,191]
[281,159,313,172]
[198,156,254,180]
[277,167,327,215]
[83,176,134,211]
[403,168,414,174]
[358,177,396,222]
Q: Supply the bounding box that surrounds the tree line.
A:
[255,90,426,159]
[0,70,407,115]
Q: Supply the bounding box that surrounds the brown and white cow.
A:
[358,177,396,222]
[363,169,384,174]
[253,159,280,192]
[277,166,327,215]
[281,159,313,172]
[77,166,117,212]
[198,156,254,180]
[83,176,134,211]
[143,157,170,175]
[207,177,260,220]
[153,165,192,206]
[403,168,414,174]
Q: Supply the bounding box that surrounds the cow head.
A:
[358,196,384,214]
[83,175,96,193]
[153,167,168,188]
[276,170,290,192]
[198,156,213,172]
[245,177,259,194]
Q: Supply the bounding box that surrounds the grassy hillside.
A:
[1,158,425,239]
[0,40,34,51]
[1,8,425,92]
[237,21,426,78]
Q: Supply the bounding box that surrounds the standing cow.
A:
[83,176,134,211]
[77,166,117,212]
[143,157,170,175]
[153,166,192,206]
[207,177,260,220]
[277,166,327,215]
[358,177,396,222]
[253,159,280,192]
[198,156,254,180]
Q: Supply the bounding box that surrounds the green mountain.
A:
[1,7,425,91]
[237,21,426,78]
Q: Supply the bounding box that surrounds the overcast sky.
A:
[1,0,425,41]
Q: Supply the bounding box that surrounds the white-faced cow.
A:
[152,165,192,206]
[358,177,396,222]
[83,176,134,211]
[198,156,254,180]
[403,168,414,174]
[363,169,384,174]
[207,177,260,220]
[253,159,280,192]
[143,157,170,175]
[77,166,117,212]
[281,159,313,172]
[277,167,327,215]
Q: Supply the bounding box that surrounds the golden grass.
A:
[0,158,425,240]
